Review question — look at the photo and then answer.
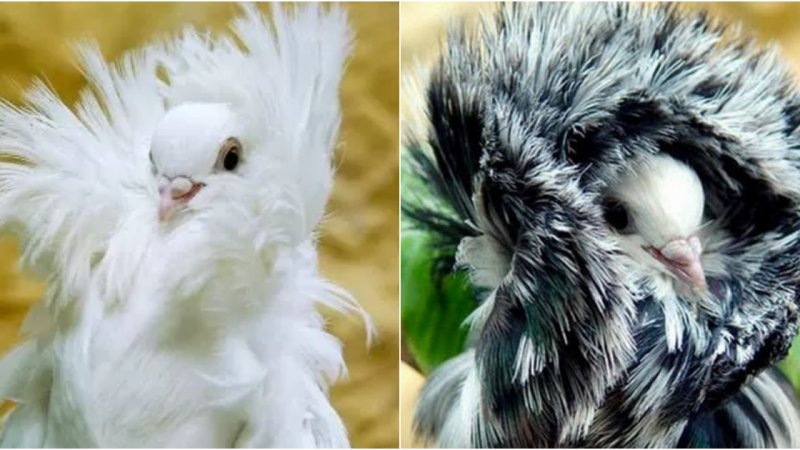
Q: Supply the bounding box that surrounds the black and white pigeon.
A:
[405,2,800,447]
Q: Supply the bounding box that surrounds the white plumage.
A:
[0,3,368,447]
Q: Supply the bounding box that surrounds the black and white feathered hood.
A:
[405,3,800,447]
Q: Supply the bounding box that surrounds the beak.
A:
[645,236,706,292]
[158,177,204,222]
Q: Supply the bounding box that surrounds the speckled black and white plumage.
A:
[404,3,800,447]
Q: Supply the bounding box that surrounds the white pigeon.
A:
[602,154,728,299]
[0,3,369,448]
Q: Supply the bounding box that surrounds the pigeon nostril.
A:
[689,236,702,256]
[169,178,194,199]
[661,236,703,262]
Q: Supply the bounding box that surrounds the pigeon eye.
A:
[218,137,242,172]
[602,198,633,234]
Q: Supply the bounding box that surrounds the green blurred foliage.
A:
[780,338,800,390]
[401,152,476,374]
[401,231,475,374]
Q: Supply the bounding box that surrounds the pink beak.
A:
[158,177,204,222]
[645,236,706,291]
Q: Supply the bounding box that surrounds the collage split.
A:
[1,2,800,449]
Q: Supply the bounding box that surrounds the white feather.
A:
[0,3,367,448]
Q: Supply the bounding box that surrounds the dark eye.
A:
[218,137,242,172]
[602,198,632,233]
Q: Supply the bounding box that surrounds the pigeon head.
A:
[149,102,245,222]
[603,153,707,291]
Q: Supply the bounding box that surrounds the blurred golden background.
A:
[400,2,800,448]
[0,2,399,448]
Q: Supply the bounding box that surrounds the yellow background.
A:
[400,2,800,448]
[0,2,399,448]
